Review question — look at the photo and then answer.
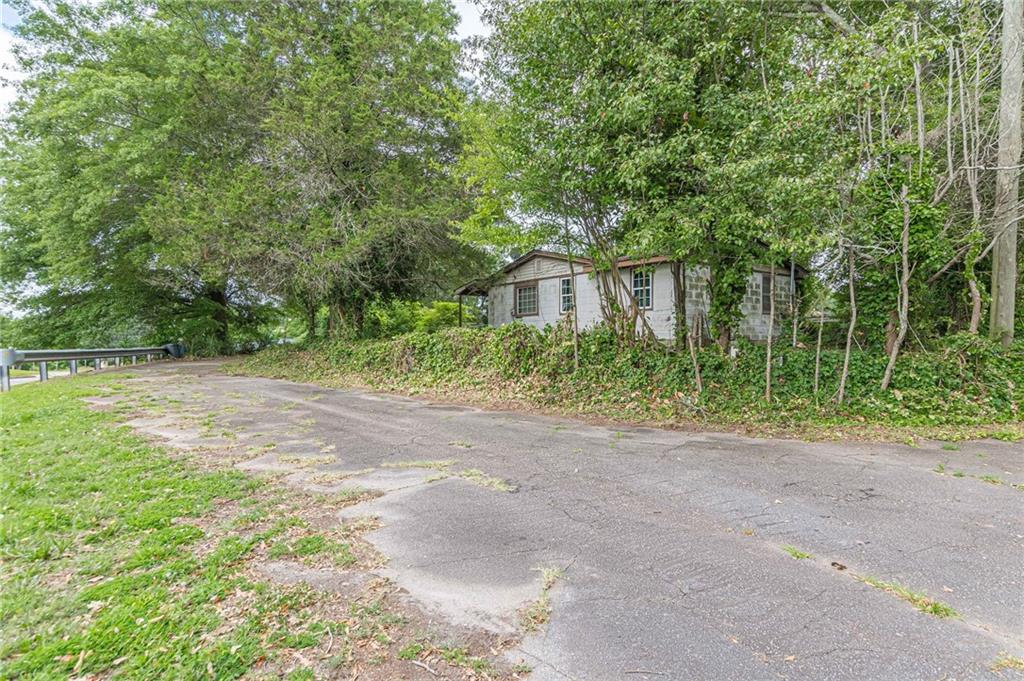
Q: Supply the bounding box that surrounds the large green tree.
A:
[463,1,826,347]
[1,0,485,351]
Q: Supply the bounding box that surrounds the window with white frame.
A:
[560,277,573,313]
[632,269,653,309]
[514,283,538,316]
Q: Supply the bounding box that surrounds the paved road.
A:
[9,369,71,387]
[114,361,1021,679]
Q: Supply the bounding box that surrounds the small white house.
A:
[456,250,802,343]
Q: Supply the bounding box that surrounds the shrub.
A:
[362,299,483,339]
[234,324,1022,429]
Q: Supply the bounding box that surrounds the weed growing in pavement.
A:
[857,576,958,618]
[991,654,1024,673]
[276,454,336,467]
[458,469,517,492]
[782,545,813,560]
[380,459,457,470]
[520,567,564,632]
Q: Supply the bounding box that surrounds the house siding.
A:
[489,255,576,328]
[485,256,794,343]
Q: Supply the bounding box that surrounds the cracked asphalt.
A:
[116,360,1022,680]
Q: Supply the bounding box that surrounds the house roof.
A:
[585,255,673,271]
[454,250,592,296]
[454,279,490,297]
[498,249,593,273]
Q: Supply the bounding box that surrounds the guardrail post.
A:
[131,355,137,364]
[146,353,152,363]
[69,360,78,376]
[0,349,14,393]
[114,356,121,367]
[39,361,49,382]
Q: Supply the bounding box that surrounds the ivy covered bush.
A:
[234,324,1021,432]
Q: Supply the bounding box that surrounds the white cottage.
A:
[455,250,803,343]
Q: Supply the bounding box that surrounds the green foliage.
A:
[2,0,489,352]
[363,299,482,339]
[464,1,827,342]
[235,325,1021,431]
[463,0,1015,350]
[1,0,1016,358]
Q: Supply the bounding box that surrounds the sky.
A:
[0,1,22,115]
[0,0,489,116]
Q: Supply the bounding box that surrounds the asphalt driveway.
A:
[116,361,1022,680]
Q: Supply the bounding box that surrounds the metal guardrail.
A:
[0,344,185,392]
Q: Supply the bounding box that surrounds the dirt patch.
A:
[254,561,374,595]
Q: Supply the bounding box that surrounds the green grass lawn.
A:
[0,374,515,680]
[0,375,272,678]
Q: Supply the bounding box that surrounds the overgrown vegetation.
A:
[991,654,1024,674]
[2,1,1020,366]
[231,324,1021,438]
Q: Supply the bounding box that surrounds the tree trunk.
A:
[813,313,824,396]
[881,184,912,391]
[989,0,1023,347]
[790,260,798,347]
[912,18,926,171]
[671,262,703,394]
[688,325,704,395]
[671,262,688,349]
[205,286,230,352]
[837,247,857,405]
[705,266,732,353]
[565,221,579,371]
[351,303,365,337]
[716,326,731,354]
[328,301,345,339]
[884,312,899,356]
[306,299,318,342]
[968,277,983,334]
[765,264,776,401]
